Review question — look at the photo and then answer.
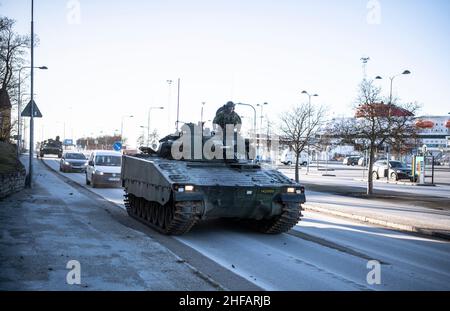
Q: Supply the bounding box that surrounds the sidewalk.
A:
[303,191,450,240]
[0,158,219,290]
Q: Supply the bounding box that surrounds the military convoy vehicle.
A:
[38,137,63,158]
[121,124,306,235]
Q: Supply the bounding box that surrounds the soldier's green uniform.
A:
[213,101,242,130]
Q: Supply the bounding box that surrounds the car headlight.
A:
[94,170,104,175]
[185,185,194,192]
[396,170,402,173]
[287,187,295,193]
[64,161,70,165]
[176,185,195,192]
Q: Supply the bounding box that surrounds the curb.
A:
[303,203,450,241]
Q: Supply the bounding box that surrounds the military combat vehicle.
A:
[121,123,306,235]
[38,137,63,158]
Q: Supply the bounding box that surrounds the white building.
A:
[415,115,450,154]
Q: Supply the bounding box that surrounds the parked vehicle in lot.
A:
[343,156,361,166]
[372,160,413,181]
[59,152,88,172]
[85,150,122,188]
[279,150,308,166]
[358,157,367,166]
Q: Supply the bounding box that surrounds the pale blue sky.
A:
[2,0,450,147]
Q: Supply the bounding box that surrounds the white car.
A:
[85,150,122,188]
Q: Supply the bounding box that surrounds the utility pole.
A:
[301,91,319,175]
[26,0,35,188]
[375,70,411,181]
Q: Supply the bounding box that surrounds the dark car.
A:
[343,156,361,166]
[372,160,413,181]
[60,152,88,173]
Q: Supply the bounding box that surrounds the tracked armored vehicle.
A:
[121,124,306,235]
[38,137,63,158]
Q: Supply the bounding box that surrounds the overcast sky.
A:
[2,0,450,147]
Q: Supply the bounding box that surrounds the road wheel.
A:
[390,172,398,181]
[85,173,91,185]
[372,171,379,180]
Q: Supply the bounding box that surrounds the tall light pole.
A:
[26,0,35,188]
[201,102,206,125]
[301,90,319,174]
[16,66,47,157]
[256,103,268,161]
[375,70,411,181]
[375,70,411,105]
[147,107,164,146]
[235,102,257,135]
[120,115,134,144]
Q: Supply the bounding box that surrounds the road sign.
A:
[113,141,122,151]
[21,100,42,118]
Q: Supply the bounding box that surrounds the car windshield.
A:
[389,161,404,168]
[65,153,86,160]
[95,155,121,166]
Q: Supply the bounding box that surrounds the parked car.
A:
[358,157,367,166]
[59,152,88,173]
[85,150,122,188]
[343,156,361,166]
[279,150,308,166]
[372,160,413,181]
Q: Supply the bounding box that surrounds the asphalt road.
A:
[35,156,450,290]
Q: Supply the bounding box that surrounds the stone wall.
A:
[0,170,26,199]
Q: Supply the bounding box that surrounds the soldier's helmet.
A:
[225,101,235,109]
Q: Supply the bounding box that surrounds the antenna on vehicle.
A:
[176,78,181,132]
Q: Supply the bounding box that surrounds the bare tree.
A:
[331,79,419,195]
[0,16,30,98]
[279,103,326,182]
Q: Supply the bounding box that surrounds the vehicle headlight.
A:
[64,161,70,165]
[185,185,194,192]
[287,187,295,193]
[94,170,104,175]
[396,170,402,173]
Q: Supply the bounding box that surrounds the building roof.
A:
[355,102,414,118]
[0,88,12,109]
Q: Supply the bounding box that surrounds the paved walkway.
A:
[304,191,450,239]
[0,158,219,290]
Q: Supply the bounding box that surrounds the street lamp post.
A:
[201,102,206,125]
[235,102,257,136]
[236,102,257,161]
[301,90,319,174]
[375,70,411,181]
[16,66,47,156]
[120,115,134,146]
[147,107,164,146]
[256,103,268,161]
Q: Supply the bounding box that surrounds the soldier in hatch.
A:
[213,101,242,132]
